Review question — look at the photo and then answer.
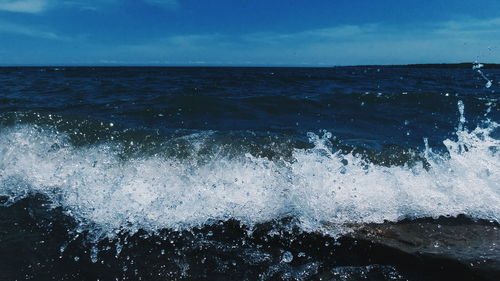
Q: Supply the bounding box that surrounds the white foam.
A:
[0,103,499,239]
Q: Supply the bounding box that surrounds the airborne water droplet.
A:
[281,251,293,263]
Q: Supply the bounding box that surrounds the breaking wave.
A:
[0,102,498,241]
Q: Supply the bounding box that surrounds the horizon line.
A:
[0,62,499,68]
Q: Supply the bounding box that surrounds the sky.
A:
[0,0,500,66]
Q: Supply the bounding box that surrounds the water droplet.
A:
[281,251,293,263]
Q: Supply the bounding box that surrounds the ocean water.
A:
[0,66,498,280]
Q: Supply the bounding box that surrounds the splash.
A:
[472,61,493,88]
[0,102,499,241]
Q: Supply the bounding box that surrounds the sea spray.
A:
[473,61,494,88]
[1,102,498,249]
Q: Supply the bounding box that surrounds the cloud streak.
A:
[144,0,179,10]
[0,0,180,13]
[0,0,49,13]
[0,20,62,39]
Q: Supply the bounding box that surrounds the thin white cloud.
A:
[0,0,180,13]
[439,17,500,31]
[242,24,380,47]
[434,17,500,39]
[63,0,180,12]
[0,0,49,13]
[143,0,179,10]
[62,0,119,11]
[0,20,60,39]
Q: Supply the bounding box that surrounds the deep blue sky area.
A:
[1,0,500,66]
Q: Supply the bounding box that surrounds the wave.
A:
[0,102,498,242]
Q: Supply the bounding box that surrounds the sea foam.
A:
[0,102,498,239]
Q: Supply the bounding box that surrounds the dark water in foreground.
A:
[0,66,499,280]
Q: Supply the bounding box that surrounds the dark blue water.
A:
[0,66,498,280]
[1,67,497,145]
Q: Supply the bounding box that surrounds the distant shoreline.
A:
[350,63,500,69]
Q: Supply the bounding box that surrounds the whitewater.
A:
[0,101,498,242]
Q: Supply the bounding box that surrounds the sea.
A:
[0,65,498,280]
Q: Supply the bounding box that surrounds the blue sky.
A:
[1,0,500,66]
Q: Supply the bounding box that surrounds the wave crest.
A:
[0,103,499,240]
